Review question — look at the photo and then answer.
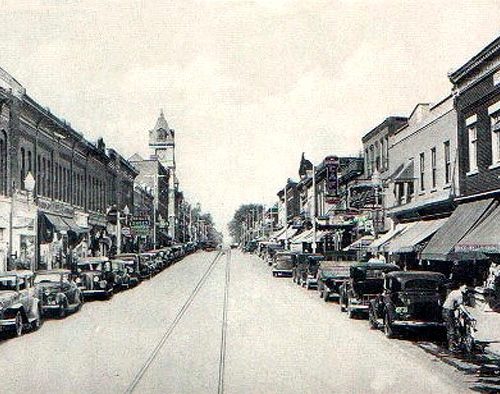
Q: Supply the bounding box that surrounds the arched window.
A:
[42,158,46,196]
[20,147,25,189]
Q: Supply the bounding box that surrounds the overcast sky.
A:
[1,0,499,237]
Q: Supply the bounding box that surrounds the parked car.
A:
[339,262,400,318]
[141,252,160,275]
[368,271,447,338]
[293,253,324,289]
[317,262,351,302]
[115,253,143,285]
[110,260,131,290]
[272,252,297,277]
[0,270,43,337]
[35,269,83,317]
[75,257,114,299]
[265,244,284,266]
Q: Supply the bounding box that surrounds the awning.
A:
[421,198,497,261]
[455,202,500,254]
[344,235,375,251]
[43,213,70,232]
[277,226,298,241]
[62,217,89,235]
[368,223,409,252]
[269,227,286,239]
[290,229,313,244]
[386,218,448,254]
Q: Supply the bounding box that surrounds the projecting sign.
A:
[324,155,339,200]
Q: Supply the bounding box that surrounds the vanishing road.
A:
[0,250,470,393]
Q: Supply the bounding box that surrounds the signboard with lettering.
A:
[324,155,339,202]
[130,217,151,237]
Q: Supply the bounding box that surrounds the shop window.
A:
[407,182,414,202]
[0,130,6,195]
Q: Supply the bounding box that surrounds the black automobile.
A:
[339,262,400,318]
[368,271,447,338]
[115,253,143,285]
[272,252,297,277]
[293,253,324,289]
[75,257,114,299]
[265,244,284,266]
[110,260,131,290]
[35,269,83,317]
[317,263,350,302]
[141,252,160,275]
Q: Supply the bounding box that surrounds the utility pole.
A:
[312,165,317,254]
[284,186,288,249]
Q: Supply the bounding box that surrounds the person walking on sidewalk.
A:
[442,283,468,352]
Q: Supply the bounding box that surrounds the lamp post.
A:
[24,172,36,271]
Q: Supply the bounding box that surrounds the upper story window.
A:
[468,126,478,173]
[489,102,500,166]
[431,147,437,189]
[419,152,425,191]
[444,141,451,184]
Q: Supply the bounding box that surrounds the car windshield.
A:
[276,255,294,262]
[78,262,103,271]
[0,276,17,291]
[403,279,441,291]
[365,269,385,279]
[324,267,349,276]
[35,274,64,284]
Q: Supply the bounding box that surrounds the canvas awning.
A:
[62,217,89,235]
[290,229,313,244]
[344,235,375,251]
[421,198,497,261]
[277,226,298,241]
[386,218,447,254]
[455,202,500,254]
[43,213,70,232]
[368,223,409,252]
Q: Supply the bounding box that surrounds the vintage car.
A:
[110,260,132,290]
[293,253,324,289]
[35,269,83,317]
[368,271,447,338]
[272,252,297,277]
[339,262,400,318]
[317,262,351,302]
[265,244,284,266]
[0,271,43,337]
[141,252,160,275]
[114,253,143,285]
[75,257,114,299]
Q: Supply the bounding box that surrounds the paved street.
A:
[0,250,470,393]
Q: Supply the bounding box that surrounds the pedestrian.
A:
[442,283,467,352]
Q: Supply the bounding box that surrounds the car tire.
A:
[319,289,324,298]
[59,302,67,319]
[324,292,329,302]
[368,307,378,329]
[14,311,23,337]
[384,315,395,338]
[347,303,354,319]
[31,305,43,331]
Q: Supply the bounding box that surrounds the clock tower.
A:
[149,110,177,240]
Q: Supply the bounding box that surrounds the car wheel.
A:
[319,289,324,298]
[368,307,378,329]
[347,302,355,319]
[14,311,23,337]
[324,291,329,302]
[384,315,395,338]
[340,297,346,312]
[31,305,43,331]
[59,302,67,319]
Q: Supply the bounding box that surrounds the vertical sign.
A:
[324,155,339,201]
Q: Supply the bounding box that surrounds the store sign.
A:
[324,155,339,200]
[130,217,151,236]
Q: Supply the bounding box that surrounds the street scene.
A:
[0,250,471,394]
[1,1,500,393]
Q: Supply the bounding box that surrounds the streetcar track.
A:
[218,248,231,394]
[124,250,223,394]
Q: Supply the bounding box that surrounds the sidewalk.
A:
[470,293,500,356]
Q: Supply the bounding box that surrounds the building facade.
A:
[0,67,137,271]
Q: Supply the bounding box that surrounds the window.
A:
[444,141,451,184]
[374,141,380,171]
[384,136,389,169]
[491,110,500,165]
[20,147,25,189]
[0,131,6,195]
[419,153,425,191]
[468,126,478,172]
[431,147,436,189]
[365,148,369,175]
[407,182,414,202]
[369,145,375,176]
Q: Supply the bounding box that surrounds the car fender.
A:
[5,303,27,321]
[28,298,42,320]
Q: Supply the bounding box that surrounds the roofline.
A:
[448,35,500,84]
[361,116,408,143]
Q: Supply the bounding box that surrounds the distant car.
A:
[265,244,284,266]
[75,257,114,299]
[317,263,350,302]
[272,252,297,277]
[35,269,83,317]
[369,271,447,338]
[339,262,400,318]
[293,253,324,289]
[141,252,160,275]
[115,253,142,286]
[110,260,131,290]
[0,271,43,337]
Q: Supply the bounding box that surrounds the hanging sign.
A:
[325,155,339,202]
